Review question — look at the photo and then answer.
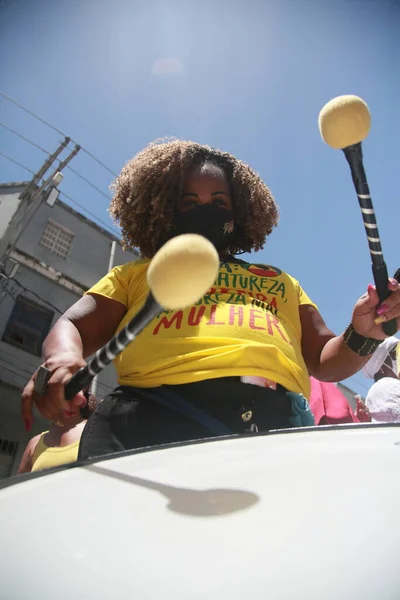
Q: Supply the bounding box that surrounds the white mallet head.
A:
[318,95,371,149]
[147,234,219,310]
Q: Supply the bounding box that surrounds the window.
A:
[0,438,18,479]
[2,296,54,356]
[40,219,74,259]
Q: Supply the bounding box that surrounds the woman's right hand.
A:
[21,353,88,431]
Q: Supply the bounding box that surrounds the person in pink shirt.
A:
[309,377,359,425]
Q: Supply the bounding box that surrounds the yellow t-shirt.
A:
[31,433,79,472]
[86,259,317,398]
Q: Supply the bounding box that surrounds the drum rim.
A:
[2,421,399,491]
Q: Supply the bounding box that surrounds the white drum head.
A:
[1,424,399,599]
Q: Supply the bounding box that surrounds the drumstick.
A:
[34,233,219,399]
[319,95,396,336]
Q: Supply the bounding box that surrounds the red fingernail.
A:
[24,418,32,432]
[377,303,389,315]
[367,284,375,292]
[63,410,74,418]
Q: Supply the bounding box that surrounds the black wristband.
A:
[343,324,383,357]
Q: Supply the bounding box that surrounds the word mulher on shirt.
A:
[153,304,291,343]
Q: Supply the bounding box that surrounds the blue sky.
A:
[0,0,398,397]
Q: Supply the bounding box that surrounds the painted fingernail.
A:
[24,418,32,432]
[63,410,74,418]
[374,315,387,325]
[377,303,389,315]
[367,284,375,292]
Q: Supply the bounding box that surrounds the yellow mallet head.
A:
[318,95,371,149]
[147,233,219,310]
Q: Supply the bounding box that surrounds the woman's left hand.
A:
[351,278,400,340]
[355,396,371,423]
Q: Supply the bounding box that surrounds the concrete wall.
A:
[0,185,136,288]
[0,184,27,259]
[17,199,133,288]
[0,184,138,478]
[0,262,119,396]
[0,268,119,478]
[0,189,22,240]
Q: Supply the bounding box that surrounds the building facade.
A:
[0,182,138,477]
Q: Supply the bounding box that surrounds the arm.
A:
[43,293,127,360]
[300,278,400,382]
[17,436,40,474]
[300,305,369,382]
[22,294,127,427]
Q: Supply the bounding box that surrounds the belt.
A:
[145,377,314,435]
[144,387,233,435]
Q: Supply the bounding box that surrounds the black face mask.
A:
[175,204,235,251]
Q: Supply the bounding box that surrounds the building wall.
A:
[0,184,27,259]
[0,183,138,478]
[16,199,132,288]
[0,189,21,240]
[0,263,119,397]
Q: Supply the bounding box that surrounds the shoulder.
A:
[17,433,43,474]
[112,259,150,281]
[26,433,43,452]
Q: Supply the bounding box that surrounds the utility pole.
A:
[0,139,80,269]
[0,139,80,313]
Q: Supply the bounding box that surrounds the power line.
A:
[66,165,111,201]
[0,90,118,177]
[59,190,119,236]
[0,121,49,154]
[0,365,30,385]
[0,355,115,398]
[2,140,79,265]
[81,147,117,178]
[0,90,66,137]
[0,151,36,174]
[11,279,65,315]
[0,364,29,378]
[0,146,117,237]
[3,285,60,317]
[0,339,115,396]
[0,356,34,379]
[1,120,111,202]
[1,356,37,377]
